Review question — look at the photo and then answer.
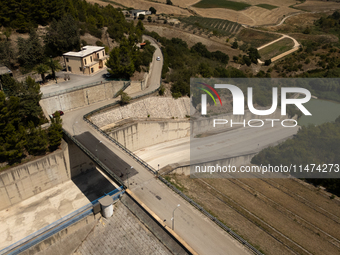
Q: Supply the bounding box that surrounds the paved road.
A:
[40,69,110,96]
[61,36,250,255]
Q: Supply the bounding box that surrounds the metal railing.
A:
[1,187,124,255]
[71,37,262,255]
[41,79,129,99]
[81,88,263,255]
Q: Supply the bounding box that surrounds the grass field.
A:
[179,16,242,36]
[165,174,340,255]
[255,3,278,10]
[193,0,251,11]
[236,28,281,48]
[259,37,294,60]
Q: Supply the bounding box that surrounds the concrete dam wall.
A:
[107,119,190,152]
[91,97,191,129]
[40,81,126,115]
[0,137,97,211]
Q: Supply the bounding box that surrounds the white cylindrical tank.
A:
[99,196,114,218]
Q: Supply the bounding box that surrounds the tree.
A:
[264,59,272,66]
[19,77,43,126]
[138,14,145,20]
[149,7,157,14]
[44,14,80,57]
[3,123,26,164]
[35,64,50,83]
[26,121,48,155]
[118,91,131,105]
[166,0,173,5]
[248,47,261,64]
[147,16,152,22]
[48,59,62,79]
[0,40,14,68]
[232,41,238,49]
[48,111,63,151]
[106,41,136,79]
[17,29,45,69]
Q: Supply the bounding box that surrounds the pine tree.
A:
[26,121,48,155]
[48,112,63,151]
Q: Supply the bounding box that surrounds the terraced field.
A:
[179,16,242,36]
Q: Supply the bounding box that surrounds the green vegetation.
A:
[106,33,156,79]
[179,16,242,37]
[252,120,340,196]
[255,4,278,10]
[0,75,61,165]
[258,38,294,60]
[193,0,251,11]
[236,28,281,48]
[145,31,243,98]
[314,11,340,36]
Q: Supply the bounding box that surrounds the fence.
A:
[41,79,130,99]
[1,187,124,255]
[81,88,263,255]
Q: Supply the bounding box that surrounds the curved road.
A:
[60,36,251,255]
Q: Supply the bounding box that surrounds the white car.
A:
[156,56,161,61]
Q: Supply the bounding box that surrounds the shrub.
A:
[96,40,104,46]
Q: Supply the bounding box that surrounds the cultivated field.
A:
[236,28,281,48]
[145,24,241,57]
[165,174,340,255]
[259,37,294,60]
[179,16,242,36]
[193,0,252,11]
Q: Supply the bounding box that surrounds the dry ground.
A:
[295,0,340,12]
[87,0,191,15]
[165,174,340,255]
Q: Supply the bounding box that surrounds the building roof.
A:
[131,9,146,13]
[63,46,105,58]
[0,65,12,76]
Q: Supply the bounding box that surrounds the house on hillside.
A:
[130,9,151,18]
[63,46,109,75]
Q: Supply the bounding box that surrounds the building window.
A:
[84,59,87,65]
[91,68,94,73]
[90,56,92,62]
[68,66,71,72]
[80,67,82,72]
[97,53,99,59]
[66,58,69,62]
[103,51,104,56]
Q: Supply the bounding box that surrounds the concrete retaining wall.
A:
[0,138,97,211]
[0,141,70,211]
[40,81,125,115]
[108,119,190,152]
[91,97,190,129]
